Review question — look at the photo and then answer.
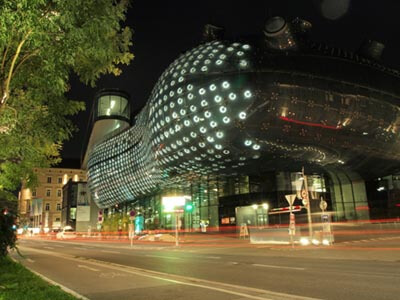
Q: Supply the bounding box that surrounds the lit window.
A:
[244,90,252,98]
[229,93,237,100]
[214,95,222,103]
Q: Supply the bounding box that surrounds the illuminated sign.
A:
[162,196,191,213]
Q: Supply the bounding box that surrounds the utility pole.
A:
[302,167,313,238]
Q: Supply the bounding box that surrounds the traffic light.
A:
[185,202,193,212]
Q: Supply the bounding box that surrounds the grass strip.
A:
[0,256,78,300]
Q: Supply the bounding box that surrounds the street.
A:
[12,235,400,300]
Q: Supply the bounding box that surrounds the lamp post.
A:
[302,167,313,239]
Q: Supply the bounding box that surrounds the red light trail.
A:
[279,116,342,130]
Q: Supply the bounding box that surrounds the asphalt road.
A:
[12,237,400,300]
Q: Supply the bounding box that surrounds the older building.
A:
[18,168,86,232]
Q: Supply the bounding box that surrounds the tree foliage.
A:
[0,210,17,257]
[0,0,133,192]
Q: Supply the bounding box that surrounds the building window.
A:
[47,177,52,183]
[57,203,61,211]
[46,189,51,197]
[32,189,36,197]
[45,203,50,211]
[58,177,62,184]
[55,217,60,222]
[57,189,62,197]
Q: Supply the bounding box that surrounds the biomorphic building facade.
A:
[83,17,400,231]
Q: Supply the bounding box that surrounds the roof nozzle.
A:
[358,40,385,61]
[203,24,225,42]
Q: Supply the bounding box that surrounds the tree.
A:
[0,0,133,193]
[0,209,17,257]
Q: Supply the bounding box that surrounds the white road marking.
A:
[205,256,221,259]
[26,265,89,300]
[19,246,322,300]
[43,246,54,250]
[229,262,239,265]
[77,264,100,272]
[146,254,182,260]
[101,250,120,254]
[99,272,129,279]
[252,264,305,271]
[26,258,35,263]
[74,247,88,250]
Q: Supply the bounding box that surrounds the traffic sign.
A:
[301,189,308,200]
[129,210,136,221]
[320,200,328,211]
[285,194,297,206]
[98,209,103,223]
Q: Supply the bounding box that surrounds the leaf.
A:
[0,0,133,191]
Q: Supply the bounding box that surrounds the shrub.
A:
[0,211,17,257]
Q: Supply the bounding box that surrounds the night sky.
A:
[61,0,400,163]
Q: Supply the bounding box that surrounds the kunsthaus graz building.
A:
[83,17,400,231]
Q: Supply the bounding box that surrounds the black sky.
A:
[61,0,400,162]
